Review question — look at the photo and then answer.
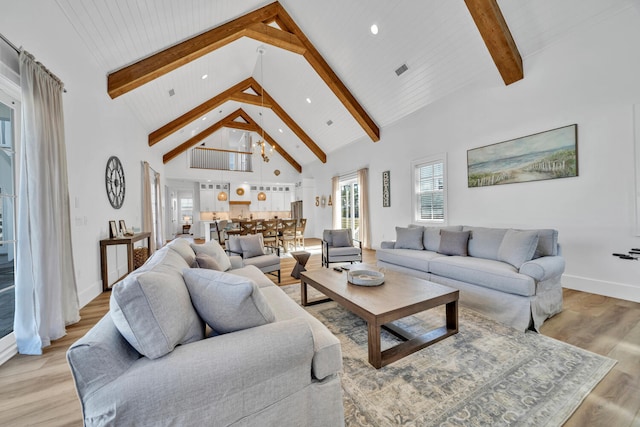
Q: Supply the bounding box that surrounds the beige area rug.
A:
[280,284,616,427]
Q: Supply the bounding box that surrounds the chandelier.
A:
[254,45,273,164]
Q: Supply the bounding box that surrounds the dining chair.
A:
[295,218,306,249]
[261,219,279,247]
[239,220,256,235]
[279,219,297,253]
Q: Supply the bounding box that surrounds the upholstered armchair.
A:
[322,229,362,268]
[226,234,281,282]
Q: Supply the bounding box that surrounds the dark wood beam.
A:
[108,3,279,98]
[162,118,226,164]
[464,0,523,85]
[274,3,380,142]
[149,78,254,146]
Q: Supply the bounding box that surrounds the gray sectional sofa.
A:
[67,238,344,427]
[376,225,565,331]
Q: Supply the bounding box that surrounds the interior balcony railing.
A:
[190,146,253,172]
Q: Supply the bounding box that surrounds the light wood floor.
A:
[0,239,638,426]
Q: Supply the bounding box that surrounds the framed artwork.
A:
[109,221,118,238]
[119,220,127,234]
[382,170,391,207]
[467,124,578,188]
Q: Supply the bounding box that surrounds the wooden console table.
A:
[100,232,151,292]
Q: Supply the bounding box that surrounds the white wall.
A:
[305,7,640,302]
[0,1,165,307]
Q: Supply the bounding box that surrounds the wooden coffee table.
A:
[300,264,459,369]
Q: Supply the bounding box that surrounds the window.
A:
[412,154,447,224]
[340,178,359,240]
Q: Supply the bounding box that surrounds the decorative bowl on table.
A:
[347,270,385,286]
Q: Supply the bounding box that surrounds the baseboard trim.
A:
[563,274,640,303]
[0,334,17,366]
[78,280,102,309]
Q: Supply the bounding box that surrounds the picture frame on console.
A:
[467,124,578,188]
[119,220,127,235]
[109,221,118,238]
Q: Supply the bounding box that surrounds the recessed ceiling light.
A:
[306,98,311,104]
[202,117,207,121]
[278,128,283,133]
[370,24,379,35]
[201,74,208,80]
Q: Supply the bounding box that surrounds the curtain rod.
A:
[0,33,20,54]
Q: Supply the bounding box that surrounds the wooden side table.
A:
[100,232,151,292]
[290,251,311,279]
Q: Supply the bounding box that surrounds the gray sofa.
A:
[67,238,344,426]
[376,225,565,331]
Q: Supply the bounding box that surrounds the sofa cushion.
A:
[110,271,204,359]
[229,265,277,288]
[191,240,231,271]
[331,230,352,247]
[242,253,280,270]
[376,248,442,273]
[239,234,266,258]
[137,246,190,274]
[438,230,470,256]
[260,286,342,380]
[429,256,536,297]
[497,229,540,268]
[166,238,196,266]
[182,269,275,334]
[194,253,223,271]
[423,225,463,251]
[464,227,507,260]
[532,229,558,258]
[227,235,243,256]
[394,226,424,250]
[327,246,361,256]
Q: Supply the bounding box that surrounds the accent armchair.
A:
[322,229,362,268]
[226,234,281,282]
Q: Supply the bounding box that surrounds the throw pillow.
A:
[239,234,265,258]
[394,226,424,250]
[497,229,540,268]
[191,240,232,271]
[438,230,471,256]
[110,271,205,359]
[182,269,275,334]
[331,229,352,247]
[166,238,196,266]
[227,235,243,256]
[194,253,223,270]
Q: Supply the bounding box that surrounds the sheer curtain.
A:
[142,162,155,252]
[331,176,340,229]
[14,51,79,355]
[357,168,371,249]
[153,170,163,249]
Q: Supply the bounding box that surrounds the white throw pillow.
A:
[182,269,275,334]
[191,240,231,271]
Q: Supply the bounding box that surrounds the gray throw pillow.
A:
[394,226,424,250]
[332,230,352,247]
[227,235,243,256]
[194,253,223,270]
[497,229,540,268]
[191,240,231,271]
[438,230,470,256]
[110,271,205,359]
[166,238,196,266]
[239,234,265,258]
[182,269,275,334]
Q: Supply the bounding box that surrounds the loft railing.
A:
[190,147,253,172]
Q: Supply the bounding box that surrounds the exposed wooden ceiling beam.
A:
[110,1,379,143]
[163,108,302,173]
[464,0,523,85]
[149,78,254,146]
[150,77,327,163]
[274,3,380,142]
[107,3,279,98]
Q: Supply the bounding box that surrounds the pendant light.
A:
[257,45,268,202]
[217,135,228,201]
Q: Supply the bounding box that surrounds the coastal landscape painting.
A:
[467,124,578,187]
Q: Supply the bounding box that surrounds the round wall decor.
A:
[236,187,245,196]
[274,169,281,176]
[105,156,125,209]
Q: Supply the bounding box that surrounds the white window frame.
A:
[411,153,448,225]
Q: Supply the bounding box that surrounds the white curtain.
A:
[357,168,371,249]
[14,51,79,355]
[153,171,163,249]
[142,162,155,252]
[331,175,340,229]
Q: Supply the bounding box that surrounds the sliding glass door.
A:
[340,179,359,240]
[0,93,17,342]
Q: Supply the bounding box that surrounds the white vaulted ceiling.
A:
[54,0,635,171]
